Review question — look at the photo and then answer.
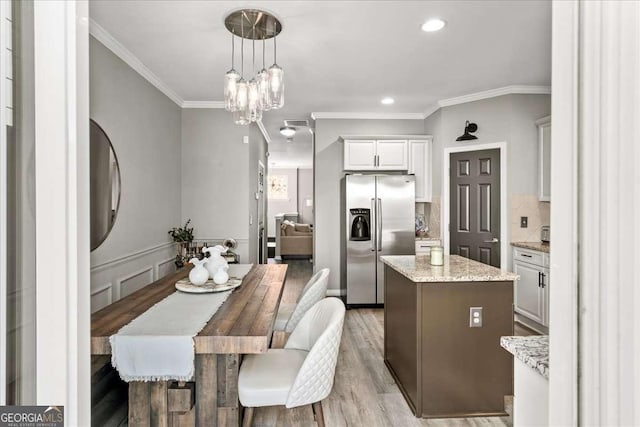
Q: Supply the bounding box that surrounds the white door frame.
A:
[0,0,10,406]
[33,1,90,424]
[442,142,508,270]
[548,1,578,425]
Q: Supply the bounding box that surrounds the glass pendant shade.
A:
[268,64,284,109]
[233,79,251,125]
[257,68,271,111]
[248,79,261,122]
[224,69,240,111]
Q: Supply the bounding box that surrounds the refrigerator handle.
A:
[377,198,382,251]
[371,198,376,252]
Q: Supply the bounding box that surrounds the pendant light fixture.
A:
[257,38,271,111]
[268,35,284,109]
[223,32,240,111]
[224,9,284,125]
[232,18,250,125]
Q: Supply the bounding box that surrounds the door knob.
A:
[483,238,499,243]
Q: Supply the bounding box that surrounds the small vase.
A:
[189,258,209,286]
[202,245,228,279]
[213,265,230,285]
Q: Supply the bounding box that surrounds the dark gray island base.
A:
[381,255,518,419]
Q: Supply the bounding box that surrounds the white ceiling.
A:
[89,0,551,168]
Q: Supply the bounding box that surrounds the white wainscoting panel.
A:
[156,257,176,280]
[118,266,153,298]
[90,283,112,313]
[91,242,175,313]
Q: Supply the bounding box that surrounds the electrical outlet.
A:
[469,307,483,327]
[520,216,528,228]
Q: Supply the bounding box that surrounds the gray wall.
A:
[297,168,314,225]
[427,94,550,196]
[425,94,551,269]
[181,109,267,263]
[90,36,182,269]
[314,119,425,293]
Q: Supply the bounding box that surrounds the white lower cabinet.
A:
[514,359,549,427]
[513,247,549,327]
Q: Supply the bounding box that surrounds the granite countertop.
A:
[511,241,550,253]
[380,255,519,283]
[500,335,549,379]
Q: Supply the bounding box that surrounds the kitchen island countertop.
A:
[381,254,518,283]
[500,335,549,379]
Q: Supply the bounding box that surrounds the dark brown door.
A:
[450,149,500,267]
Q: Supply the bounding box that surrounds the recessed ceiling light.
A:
[421,18,446,32]
[381,97,395,105]
[280,126,296,138]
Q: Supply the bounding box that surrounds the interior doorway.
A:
[265,125,314,264]
[443,142,508,269]
[449,148,501,267]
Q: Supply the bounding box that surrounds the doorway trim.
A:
[0,0,9,405]
[33,1,91,424]
[442,142,508,270]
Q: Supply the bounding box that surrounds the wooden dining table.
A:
[91,263,288,427]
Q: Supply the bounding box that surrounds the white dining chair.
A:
[274,267,330,333]
[238,297,346,427]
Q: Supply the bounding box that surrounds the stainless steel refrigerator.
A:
[342,175,415,305]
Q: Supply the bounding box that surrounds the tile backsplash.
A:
[510,193,550,242]
[416,196,441,238]
[417,194,549,243]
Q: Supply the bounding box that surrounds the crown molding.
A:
[89,19,184,107]
[422,104,440,120]
[256,120,272,144]
[437,85,551,108]
[310,112,425,120]
[86,24,550,121]
[311,85,551,121]
[181,100,225,109]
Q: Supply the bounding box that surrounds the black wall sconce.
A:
[456,121,478,141]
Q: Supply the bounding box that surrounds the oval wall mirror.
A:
[90,119,121,251]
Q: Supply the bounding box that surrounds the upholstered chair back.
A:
[285,268,330,332]
[284,297,345,408]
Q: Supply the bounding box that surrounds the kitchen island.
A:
[381,255,518,419]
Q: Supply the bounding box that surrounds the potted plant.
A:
[168,219,194,267]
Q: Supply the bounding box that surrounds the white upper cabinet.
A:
[536,116,551,202]
[375,140,408,170]
[408,138,433,202]
[344,139,376,169]
[343,138,408,171]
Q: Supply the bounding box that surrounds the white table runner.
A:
[110,264,253,382]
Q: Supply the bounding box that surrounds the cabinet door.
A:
[537,120,551,201]
[409,139,432,202]
[376,140,408,170]
[513,260,545,325]
[344,139,376,170]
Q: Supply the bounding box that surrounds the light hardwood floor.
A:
[254,260,513,427]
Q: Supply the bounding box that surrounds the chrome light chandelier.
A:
[223,9,284,125]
